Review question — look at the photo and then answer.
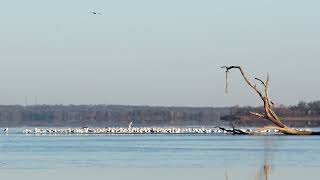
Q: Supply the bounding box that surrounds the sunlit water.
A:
[1,128,320,179]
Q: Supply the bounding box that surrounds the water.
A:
[1,128,320,179]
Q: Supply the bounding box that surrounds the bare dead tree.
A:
[221,66,320,135]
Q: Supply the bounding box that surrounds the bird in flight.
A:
[89,11,102,15]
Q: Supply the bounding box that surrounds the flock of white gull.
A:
[2,126,311,135]
[20,127,272,135]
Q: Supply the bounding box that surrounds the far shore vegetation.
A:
[0,100,319,127]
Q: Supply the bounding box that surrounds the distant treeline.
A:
[227,100,320,127]
[0,105,229,127]
[231,100,320,116]
[1,101,320,127]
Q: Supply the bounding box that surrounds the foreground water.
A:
[1,128,320,179]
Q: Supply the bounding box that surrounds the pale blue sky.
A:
[0,0,319,106]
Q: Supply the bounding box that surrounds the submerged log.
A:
[217,126,248,135]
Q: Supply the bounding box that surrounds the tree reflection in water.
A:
[224,136,275,180]
[255,136,273,180]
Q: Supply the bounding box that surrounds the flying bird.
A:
[89,11,102,15]
[3,128,8,133]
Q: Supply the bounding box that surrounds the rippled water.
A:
[0,128,320,179]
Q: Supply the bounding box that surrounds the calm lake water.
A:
[0,128,320,179]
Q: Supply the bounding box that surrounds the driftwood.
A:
[217,126,247,135]
[221,66,320,135]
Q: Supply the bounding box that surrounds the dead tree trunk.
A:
[221,66,320,135]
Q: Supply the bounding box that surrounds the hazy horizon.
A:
[1,0,320,107]
[0,100,314,107]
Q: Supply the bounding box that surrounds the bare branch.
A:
[221,66,264,99]
[249,111,266,119]
[221,66,231,93]
[265,73,271,107]
[254,77,266,87]
[225,70,229,93]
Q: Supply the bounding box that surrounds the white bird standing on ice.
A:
[128,122,133,128]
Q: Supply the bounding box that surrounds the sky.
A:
[0,0,319,107]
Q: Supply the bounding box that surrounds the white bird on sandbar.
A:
[128,121,133,128]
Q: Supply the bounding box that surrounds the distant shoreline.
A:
[0,103,319,127]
